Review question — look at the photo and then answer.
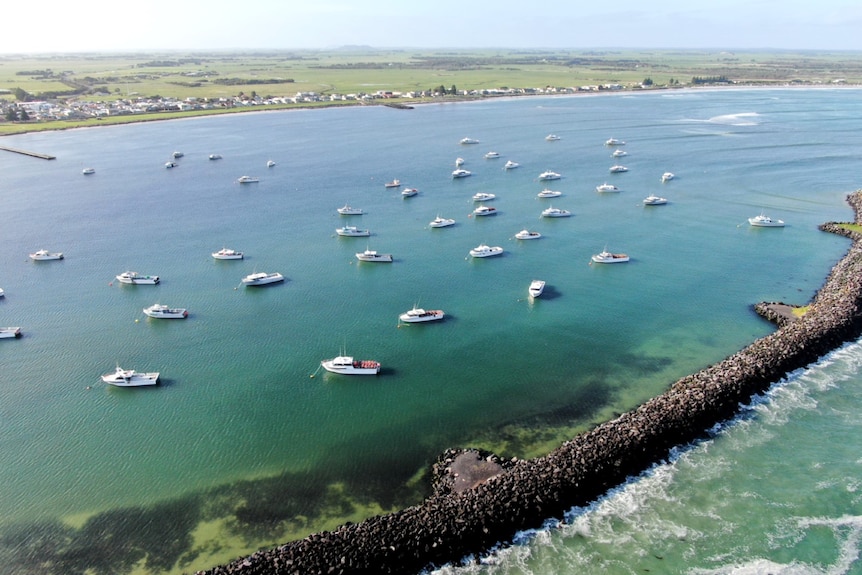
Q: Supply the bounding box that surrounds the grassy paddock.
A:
[1,49,860,136]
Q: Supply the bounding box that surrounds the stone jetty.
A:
[199,191,862,575]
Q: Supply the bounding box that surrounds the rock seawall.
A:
[200,192,862,575]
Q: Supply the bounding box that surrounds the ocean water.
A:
[0,88,860,574]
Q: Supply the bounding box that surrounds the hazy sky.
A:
[3,0,862,54]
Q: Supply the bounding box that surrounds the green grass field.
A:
[2,48,860,135]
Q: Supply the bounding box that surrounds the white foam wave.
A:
[708,112,762,126]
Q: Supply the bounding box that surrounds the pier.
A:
[0,146,55,160]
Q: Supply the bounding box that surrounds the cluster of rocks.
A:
[199,192,862,575]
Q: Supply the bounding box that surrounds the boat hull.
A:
[592,253,630,263]
[399,309,445,323]
[356,253,393,262]
[529,281,546,297]
[143,306,188,319]
[0,327,22,339]
[321,356,381,375]
[212,250,243,260]
[101,368,160,387]
[242,273,284,286]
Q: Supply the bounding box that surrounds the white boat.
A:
[241,272,285,286]
[596,183,620,193]
[209,154,222,160]
[484,151,500,159]
[115,271,159,285]
[469,244,504,258]
[0,327,22,339]
[612,149,628,157]
[537,189,562,198]
[661,172,675,182]
[515,229,542,240]
[504,160,520,169]
[749,214,785,227]
[29,249,63,260]
[336,225,370,237]
[237,175,259,183]
[337,204,363,215]
[529,280,546,298]
[399,306,445,323]
[460,137,480,145]
[101,366,159,387]
[545,134,561,141]
[143,304,188,319]
[541,206,571,218]
[473,205,497,216]
[605,138,626,146]
[384,179,401,188]
[538,170,561,181]
[321,355,381,375]
[592,249,630,264]
[452,168,472,178]
[355,249,393,262]
[402,188,419,197]
[165,161,178,169]
[267,160,276,167]
[0,288,4,297]
[455,157,465,166]
[212,248,244,260]
[429,216,455,228]
[172,151,184,159]
[643,195,668,205]
[609,165,629,173]
[82,167,95,175]
[473,192,496,202]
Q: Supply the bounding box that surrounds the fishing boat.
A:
[0,327,22,339]
[100,366,160,387]
[469,244,504,258]
[591,249,630,263]
[355,249,393,262]
[429,216,456,228]
[241,271,285,286]
[143,304,188,319]
[115,271,159,284]
[29,249,64,260]
[336,226,371,237]
[399,306,445,323]
[384,179,401,188]
[749,214,785,227]
[337,204,363,215]
[321,354,381,375]
[515,229,542,240]
[212,248,244,260]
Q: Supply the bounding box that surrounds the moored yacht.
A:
[401,188,419,197]
[336,225,371,237]
[504,160,520,169]
[515,229,542,240]
[472,192,496,202]
[116,271,159,284]
[661,172,675,182]
[529,280,546,298]
[241,271,285,286]
[143,304,188,319]
[237,175,259,183]
[101,366,160,387]
[82,167,95,175]
[469,244,504,258]
[384,179,401,188]
[209,154,223,160]
[455,157,465,166]
[643,195,668,205]
[0,327,22,339]
[538,170,561,181]
[596,183,620,193]
[452,168,472,178]
[321,354,381,375]
[29,249,63,260]
[429,216,456,228]
[605,138,626,146]
[609,165,629,173]
[399,306,445,323]
[591,249,630,263]
[337,204,363,215]
[545,134,561,141]
[212,248,244,260]
[472,205,497,216]
[460,137,480,145]
[748,214,785,227]
[355,249,393,262]
[165,161,178,169]
[541,206,571,218]
[267,160,276,167]
[537,189,562,198]
[484,151,500,159]
[612,149,628,157]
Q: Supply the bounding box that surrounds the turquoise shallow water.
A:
[0,88,860,574]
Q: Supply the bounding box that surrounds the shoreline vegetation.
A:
[197,193,862,574]
[2,48,862,137]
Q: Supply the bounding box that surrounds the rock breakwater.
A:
[200,191,862,575]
